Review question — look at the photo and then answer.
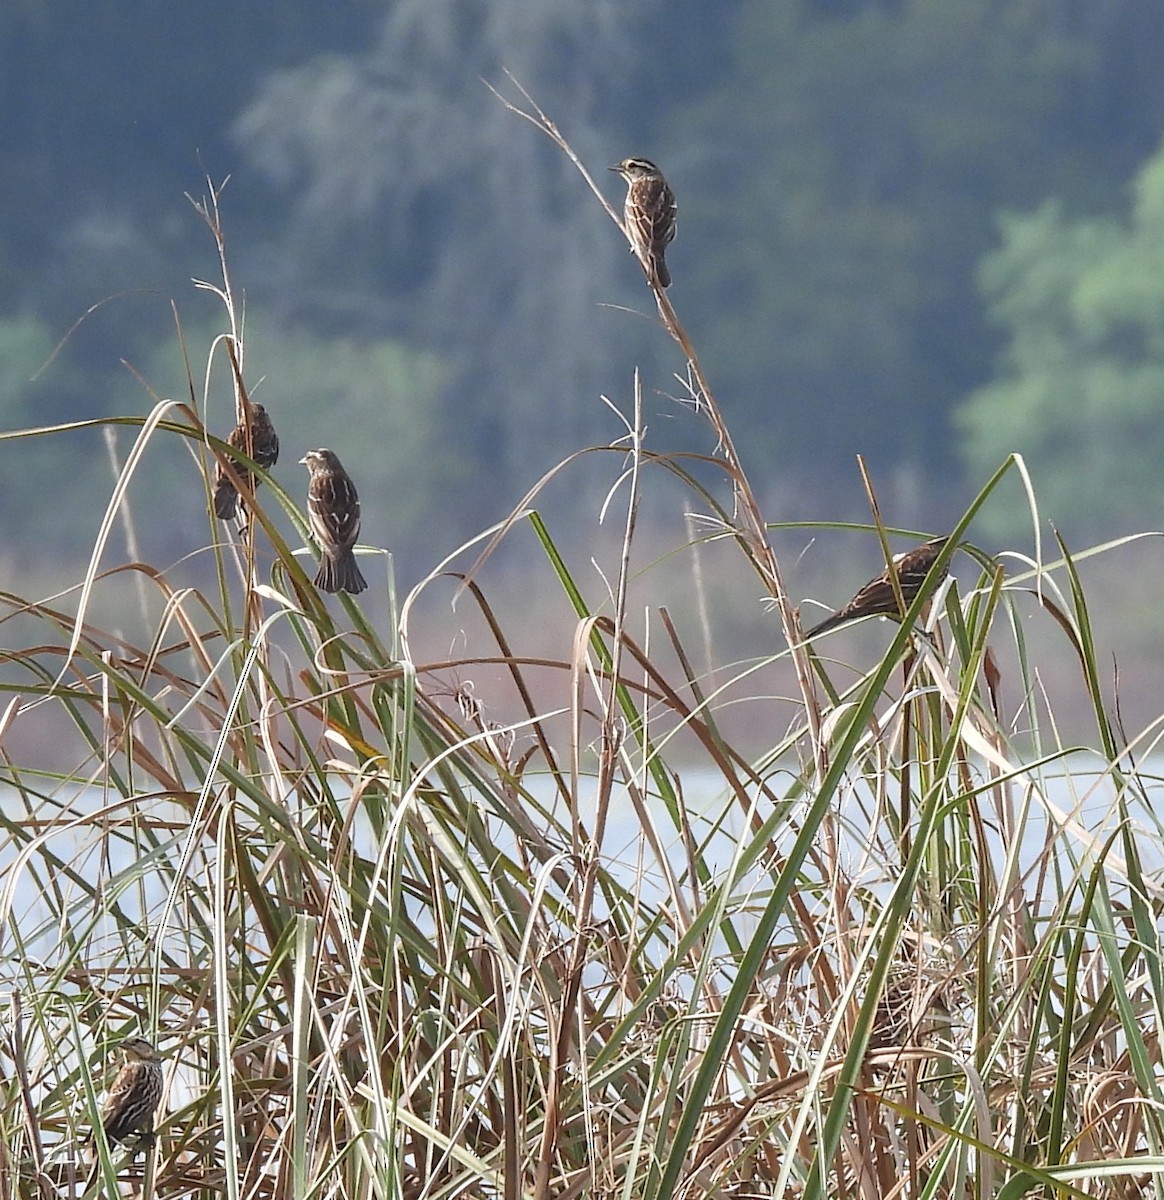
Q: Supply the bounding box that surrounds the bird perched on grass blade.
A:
[804,536,951,640]
[87,1036,164,1155]
[213,402,280,520]
[609,157,677,289]
[300,448,367,594]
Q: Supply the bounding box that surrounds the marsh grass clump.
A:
[2,111,1164,1200]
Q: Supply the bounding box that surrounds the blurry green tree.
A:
[958,146,1164,538]
[4,0,1164,565]
[140,313,456,560]
[230,2,651,501]
[674,0,1164,508]
[0,315,111,552]
[0,310,450,571]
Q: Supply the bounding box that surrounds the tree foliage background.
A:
[959,150,1164,538]
[4,0,1164,580]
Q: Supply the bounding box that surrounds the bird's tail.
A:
[802,612,846,641]
[315,552,367,595]
[213,480,239,521]
[652,254,671,289]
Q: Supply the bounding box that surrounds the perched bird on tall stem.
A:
[87,1036,164,1156]
[609,157,677,289]
[300,448,367,594]
[803,536,951,640]
[213,402,280,520]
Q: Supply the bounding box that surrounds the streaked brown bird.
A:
[88,1036,164,1154]
[609,157,677,289]
[213,402,280,520]
[803,536,951,640]
[300,448,367,594]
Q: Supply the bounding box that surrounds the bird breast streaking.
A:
[300,448,368,595]
[609,157,678,290]
[88,1036,164,1154]
[213,401,280,521]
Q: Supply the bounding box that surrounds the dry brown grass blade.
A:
[486,71,827,786]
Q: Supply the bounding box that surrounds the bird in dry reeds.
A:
[213,402,280,520]
[300,448,367,594]
[609,156,678,289]
[803,536,951,640]
[87,1036,164,1154]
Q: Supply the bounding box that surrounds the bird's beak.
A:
[298,455,309,465]
[607,164,621,173]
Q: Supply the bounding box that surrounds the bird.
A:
[300,448,367,594]
[213,402,280,520]
[608,157,677,289]
[87,1036,164,1155]
[803,536,951,640]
